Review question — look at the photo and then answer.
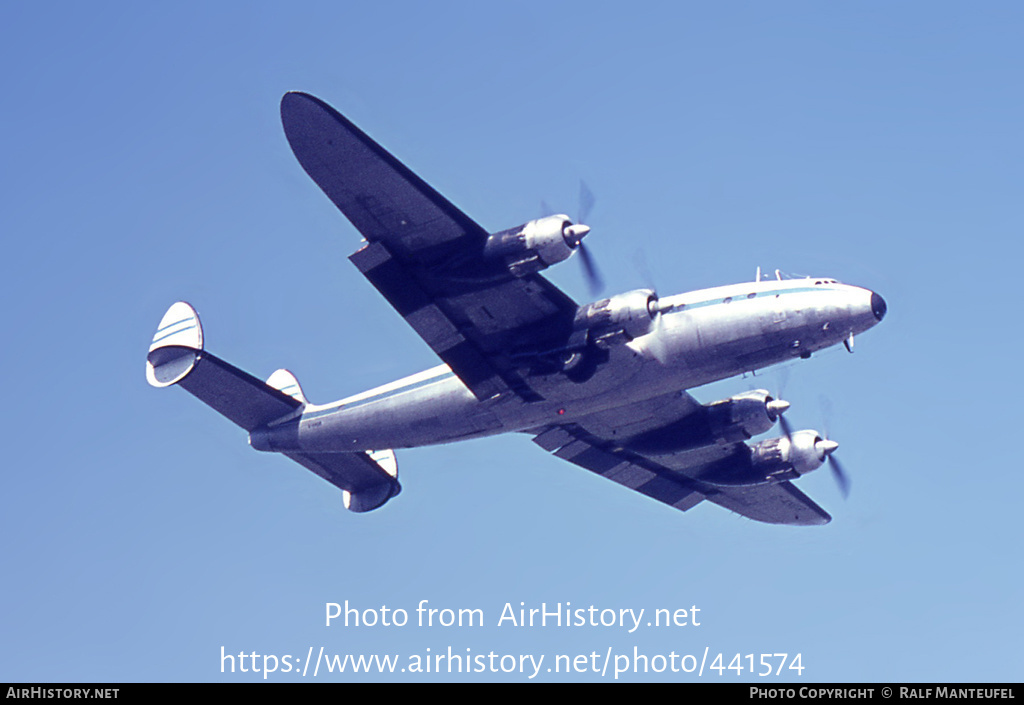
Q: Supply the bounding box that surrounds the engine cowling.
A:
[705,389,787,442]
[484,215,589,276]
[698,430,834,486]
[574,289,658,348]
[749,430,834,478]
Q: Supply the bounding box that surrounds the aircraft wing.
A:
[531,391,832,526]
[281,92,578,403]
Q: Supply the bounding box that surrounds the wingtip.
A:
[281,90,311,105]
[280,90,330,115]
[280,91,342,149]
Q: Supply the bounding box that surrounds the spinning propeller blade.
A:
[828,454,851,499]
[575,180,602,295]
[772,381,851,499]
[819,396,851,498]
[777,413,794,443]
[578,180,596,225]
[772,369,793,441]
[577,241,603,296]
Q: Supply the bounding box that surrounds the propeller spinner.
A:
[553,180,603,295]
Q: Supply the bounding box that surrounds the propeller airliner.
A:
[146,92,887,525]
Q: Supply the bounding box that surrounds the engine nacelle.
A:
[575,289,658,348]
[706,389,784,442]
[621,389,785,455]
[699,430,832,486]
[484,215,581,276]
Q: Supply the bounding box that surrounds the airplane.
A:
[146,91,887,525]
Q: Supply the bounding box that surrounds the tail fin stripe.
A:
[152,322,198,344]
[155,316,196,335]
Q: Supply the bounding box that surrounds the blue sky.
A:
[2,2,1022,682]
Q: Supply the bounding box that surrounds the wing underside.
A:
[531,391,831,526]
[281,92,578,403]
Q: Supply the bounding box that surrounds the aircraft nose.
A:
[870,292,887,322]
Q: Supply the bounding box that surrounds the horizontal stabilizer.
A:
[285,450,401,513]
[147,302,400,512]
[146,302,302,431]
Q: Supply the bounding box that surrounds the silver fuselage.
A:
[252,278,883,453]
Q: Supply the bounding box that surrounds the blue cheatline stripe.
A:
[304,370,456,420]
[665,286,825,314]
[156,316,195,335]
[152,322,197,344]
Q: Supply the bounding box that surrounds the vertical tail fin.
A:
[146,301,204,388]
[266,368,308,404]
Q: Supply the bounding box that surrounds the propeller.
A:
[578,179,596,223]
[573,181,603,295]
[787,416,850,499]
[770,374,850,499]
[548,181,602,295]
[576,239,603,295]
[771,368,793,442]
[818,396,851,499]
[826,446,851,499]
[541,181,604,295]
